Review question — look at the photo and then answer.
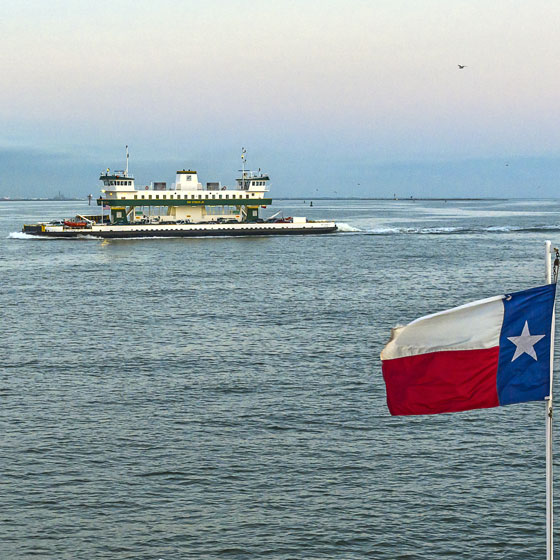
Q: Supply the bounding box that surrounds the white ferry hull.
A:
[24,221,338,238]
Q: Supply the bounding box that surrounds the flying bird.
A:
[458,64,467,69]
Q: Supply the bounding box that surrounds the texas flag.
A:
[381,284,556,415]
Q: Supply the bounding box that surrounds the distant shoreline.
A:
[0,198,85,202]
[0,197,512,202]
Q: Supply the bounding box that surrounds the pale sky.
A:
[2,0,560,197]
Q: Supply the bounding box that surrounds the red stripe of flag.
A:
[382,347,500,415]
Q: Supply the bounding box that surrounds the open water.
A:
[2,198,560,559]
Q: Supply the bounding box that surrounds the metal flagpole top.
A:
[546,240,552,284]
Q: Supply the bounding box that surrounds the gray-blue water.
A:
[2,198,560,559]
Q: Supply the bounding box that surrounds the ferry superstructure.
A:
[22,148,337,238]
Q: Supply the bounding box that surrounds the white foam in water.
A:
[365,226,465,235]
[8,231,102,240]
[335,222,362,232]
[486,226,519,232]
[366,227,403,234]
[8,231,38,239]
[419,226,464,234]
[361,224,560,236]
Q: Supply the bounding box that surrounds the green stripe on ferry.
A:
[97,198,272,207]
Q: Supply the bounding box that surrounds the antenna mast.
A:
[241,147,247,190]
[125,145,129,176]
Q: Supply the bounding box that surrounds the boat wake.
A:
[8,231,103,240]
[10,223,560,239]
[8,232,41,240]
[335,222,362,232]
[336,224,560,235]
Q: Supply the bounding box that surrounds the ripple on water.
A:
[1,199,558,559]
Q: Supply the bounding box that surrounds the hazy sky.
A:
[2,0,560,197]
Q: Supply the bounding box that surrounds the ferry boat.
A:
[22,148,337,238]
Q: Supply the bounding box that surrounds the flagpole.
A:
[546,239,554,560]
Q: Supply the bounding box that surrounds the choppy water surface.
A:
[2,198,560,559]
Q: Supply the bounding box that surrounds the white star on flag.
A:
[507,321,545,362]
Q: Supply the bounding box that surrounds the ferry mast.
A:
[241,147,247,190]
